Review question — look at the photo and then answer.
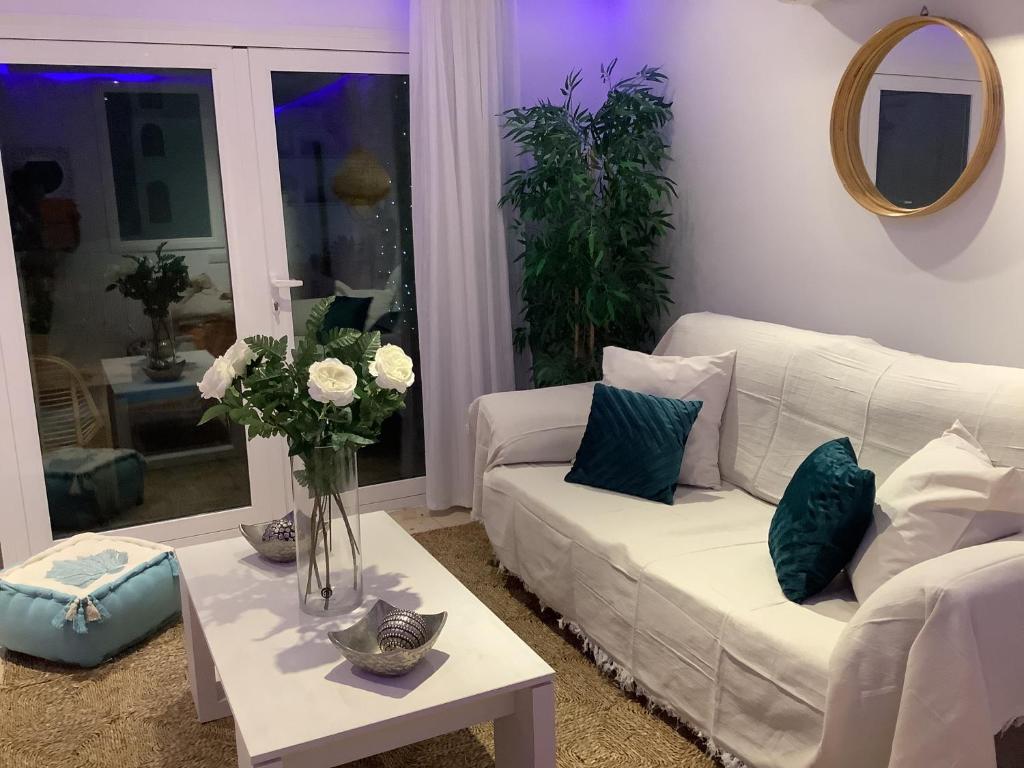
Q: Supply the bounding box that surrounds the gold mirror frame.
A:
[830,16,1004,218]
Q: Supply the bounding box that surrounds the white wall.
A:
[515,0,628,108]
[0,1,409,50]
[0,0,408,30]
[612,0,1024,368]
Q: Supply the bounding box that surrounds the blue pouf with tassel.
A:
[0,533,180,667]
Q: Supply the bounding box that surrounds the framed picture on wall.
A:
[93,81,227,253]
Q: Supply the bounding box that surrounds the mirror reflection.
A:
[859,24,981,208]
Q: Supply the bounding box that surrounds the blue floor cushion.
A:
[0,533,180,667]
[43,447,146,532]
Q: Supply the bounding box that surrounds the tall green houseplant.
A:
[501,61,676,386]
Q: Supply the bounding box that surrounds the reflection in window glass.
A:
[0,64,250,536]
[875,89,971,208]
[105,89,214,241]
[271,72,424,485]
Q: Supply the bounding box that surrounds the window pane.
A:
[271,71,424,485]
[0,64,250,536]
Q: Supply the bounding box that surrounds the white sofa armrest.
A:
[814,535,1024,768]
[469,382,594,515]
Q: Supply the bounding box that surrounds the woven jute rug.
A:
[0,523,716,768]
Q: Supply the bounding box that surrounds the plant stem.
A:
[332,492,361,590]
[304,496,322,604]
[320,495,332,611]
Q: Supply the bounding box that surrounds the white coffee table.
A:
[175,511,556,768]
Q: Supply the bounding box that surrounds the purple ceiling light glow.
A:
[273,73,375,114]
[39,72,162,83]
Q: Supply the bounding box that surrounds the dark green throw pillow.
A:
[318,295,373,341]
[565,383,703,505]
[768,437,875,603]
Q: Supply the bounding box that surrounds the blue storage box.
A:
[0,533,180,667]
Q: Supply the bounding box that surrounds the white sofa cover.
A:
[470,312,1024,768]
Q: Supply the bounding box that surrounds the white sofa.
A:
[469,312,1024,768]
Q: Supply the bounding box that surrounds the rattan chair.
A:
[30,355,104,453]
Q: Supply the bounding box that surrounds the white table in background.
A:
[101,350,234,462]
[175,511,556,768]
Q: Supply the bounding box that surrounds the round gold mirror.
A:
[830,15,1003,217]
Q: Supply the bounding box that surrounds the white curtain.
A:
[411,0,517,509]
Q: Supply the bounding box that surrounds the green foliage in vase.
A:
[105,241,191,319]
[198,297,413,481]
[500,61,676,387]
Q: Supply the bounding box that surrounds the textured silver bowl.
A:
[328,599,447,677]
[239,521,296,563]
[142,358,187,382]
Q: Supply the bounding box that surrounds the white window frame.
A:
[248,48,425,513]
[0,36,425,562]
[0,40,288,557]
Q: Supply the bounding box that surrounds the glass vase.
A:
[148,315,177,369]
[291,446,362,616]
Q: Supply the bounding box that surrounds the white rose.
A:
[197,357,236,400]
[105,260,134,282]
[222,339,254,377]
[369,344,415,393]
[308,358,358,406]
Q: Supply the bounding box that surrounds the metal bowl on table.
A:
[239,512,296,563]
[328,599,447,677]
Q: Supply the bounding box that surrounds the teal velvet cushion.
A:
[768,437,876,602]
[319,295,373,339]
[565,382,703,504]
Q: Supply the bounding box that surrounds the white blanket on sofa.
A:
[469,389,1024,768]
[814,535,1024,768]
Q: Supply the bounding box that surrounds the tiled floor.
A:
[387,506,472,534]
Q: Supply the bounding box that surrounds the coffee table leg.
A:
[236,721,283,768]
[181,577,231,722]
[494,681,556,768]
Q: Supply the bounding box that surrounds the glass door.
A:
[0,40,286,557]
[248,49,425,510]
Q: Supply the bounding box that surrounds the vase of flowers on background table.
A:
[196,298,415,616]
[106,241,191,382]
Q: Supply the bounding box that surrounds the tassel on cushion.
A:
[93,598,110,621]
[72,603,87,634]
[83,597,101,623]
[52,598,78,630]
[167,553,180,577]
[51,597,98,633]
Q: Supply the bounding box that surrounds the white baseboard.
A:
[360,494,426,515]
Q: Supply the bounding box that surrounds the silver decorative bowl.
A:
[239,520,297,562]
[328,599,447,677]
[142,358,186,382]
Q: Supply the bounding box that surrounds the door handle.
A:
[270,275,303,289]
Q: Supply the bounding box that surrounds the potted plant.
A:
[500,61,676,386]
[197,297,415,616]
[106,242,191,381]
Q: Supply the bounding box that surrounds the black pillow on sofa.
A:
[768,437,875,602]
[318,296,373,340]
[564,382,703,505]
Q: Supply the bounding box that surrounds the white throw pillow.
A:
[848,420,1024,602]
[602,346,736,489]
